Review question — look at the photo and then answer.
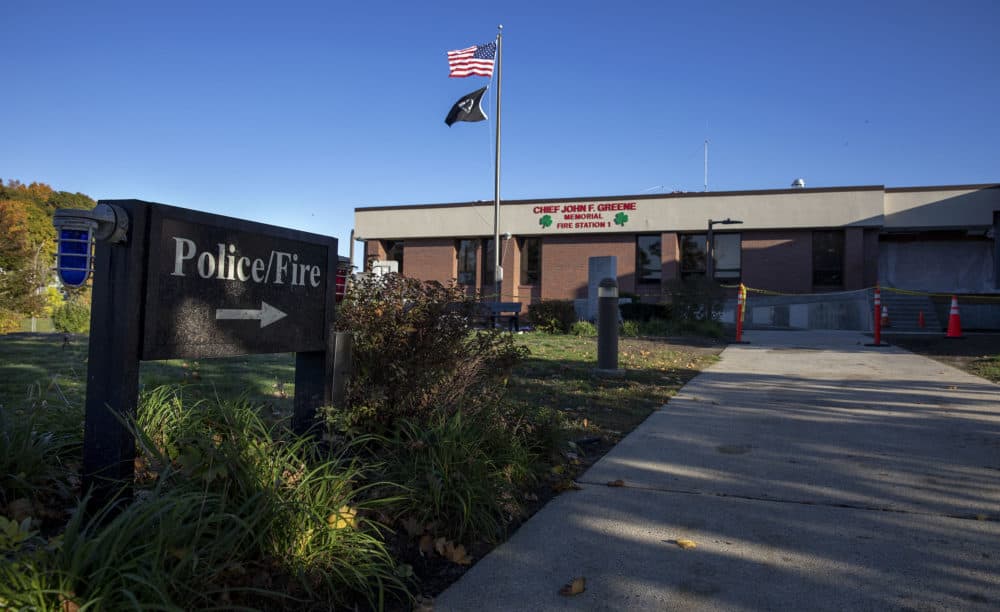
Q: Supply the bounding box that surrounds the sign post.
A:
[72,200,339,512]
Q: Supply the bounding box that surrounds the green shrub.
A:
[333,273,527,434]
[382,411,536,543]
[619,302,673,322]
[0,308,20,334]
[620,320,640,337]
[638,318,673,337]
[51,299,90,334]
[527,300,577,334]
[663,278,726,322]
[571,320,597,336]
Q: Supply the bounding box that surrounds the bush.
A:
[52,299,90,334]
[333,273,527,434]
[638,317,673,337]
[620,320,640,337]
[527,300,577,334]
[0,308,20,333]
[619,302,672,322]
[570,320,597,336]
[663,278,726,322]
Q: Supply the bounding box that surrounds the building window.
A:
[481,238,496,289]
[456,239,477,286]
[383,240,403,275]
[636,235,662,284]
[813,230,844,288]
[713,233,741,281]
[680,234,707,279]
[680,233,741,281]
[520,237,540,284]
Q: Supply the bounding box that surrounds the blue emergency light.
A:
[52,204,129,287]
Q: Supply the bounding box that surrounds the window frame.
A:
[456,239,477,286]
[519,237,541,285]
[636,234,663,285]
[812,230,845,289]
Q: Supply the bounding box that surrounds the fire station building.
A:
[355,183,999,310]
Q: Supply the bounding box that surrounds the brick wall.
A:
[540,235,637,300]
[742,230,813,293]
[863,229,880,288]
[401,239,456,284]
[843,227,865,290]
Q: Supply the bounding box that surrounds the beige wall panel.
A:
[884,188,999,229]
[356,189,886,240]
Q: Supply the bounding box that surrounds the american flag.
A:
[447,41,496,78]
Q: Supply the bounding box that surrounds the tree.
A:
[0,180,97,323]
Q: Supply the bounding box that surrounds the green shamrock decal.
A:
[614,212,629,226]
[539,214,553,228]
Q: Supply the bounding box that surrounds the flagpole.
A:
[492,24,503,301]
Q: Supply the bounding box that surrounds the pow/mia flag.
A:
[445,86,488,126]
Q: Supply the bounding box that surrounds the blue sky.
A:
[3,1,998,255]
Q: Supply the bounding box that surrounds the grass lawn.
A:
[0,333,297,431]
[1,329,725,606]
[886,333,1000,384]
[0,332,723,441]
[507,334,722,440]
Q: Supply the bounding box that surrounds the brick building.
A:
[354,183,999,309]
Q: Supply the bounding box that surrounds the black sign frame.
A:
[81,199,339,512]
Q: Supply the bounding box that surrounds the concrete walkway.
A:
[436,331,1000,611]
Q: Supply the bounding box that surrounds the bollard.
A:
[865,285,887,347]
[735,283,745,343]
[596,277,622,375]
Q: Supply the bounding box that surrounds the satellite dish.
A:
[791,178,806,188]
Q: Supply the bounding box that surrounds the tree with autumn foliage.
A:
[0,179,96,331]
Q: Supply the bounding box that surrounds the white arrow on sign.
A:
[215,301,287,328]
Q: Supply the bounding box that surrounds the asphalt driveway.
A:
[437,331,1000,611]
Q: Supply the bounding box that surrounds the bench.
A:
[479,301,522,332]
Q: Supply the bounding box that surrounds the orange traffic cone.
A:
[880,305,890,328]
[917,311,925,329]
[945,296,963,339]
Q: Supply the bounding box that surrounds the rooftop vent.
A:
[791,178,806,188]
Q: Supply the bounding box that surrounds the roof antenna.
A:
[703,139,709,192]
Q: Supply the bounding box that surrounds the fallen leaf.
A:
[434,536,448,556]
[414,595,435,612]
[559,576,586,596]
[444,542,472,565]
[326,505,357,530]
[550,465,565,475]
[582,418,589,428]
[419,534,434,556]
[59,593,80,612]
[607,479,625,487]
[674,539,697,550]
[552,479,583,493]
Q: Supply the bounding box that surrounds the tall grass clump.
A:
[382,411,536,543]
[0,405,78,510]
[2,387,410,610]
